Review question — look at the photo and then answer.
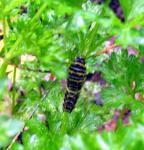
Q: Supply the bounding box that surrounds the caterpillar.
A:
[63,57,86,113]
[63,44,116,113]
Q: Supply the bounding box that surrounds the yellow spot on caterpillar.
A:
[68,78,85,83]
[69,69,85,76]
[74,62,85,67]
[66,87,81,94]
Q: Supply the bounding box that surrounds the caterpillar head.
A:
[75,57,85,64]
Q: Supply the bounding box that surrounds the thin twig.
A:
[96,44,119,56]
[19,66,50,73]
[6,81,57,150]
[12,66,17,114]
[0,57,50,73]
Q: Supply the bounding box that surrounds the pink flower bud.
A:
[128,47,138,56]
[8,80,13,92]
[135,92,141,101]
[105,120,116,131]
[37,114,46,122]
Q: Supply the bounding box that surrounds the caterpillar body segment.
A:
[63,57,86,113]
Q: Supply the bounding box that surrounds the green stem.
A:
[12,66,17,114]
[82,22,99,57]
[1,0,7,53]
[83,97,88,115]
[7,17,13,30]
[0,58,9,77]
[0,2,48,78]
[2,18,7,52]
[31,3,48,23]
[61,112,69,134]
[0,37,22,77]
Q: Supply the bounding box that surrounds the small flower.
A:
[139,57,144,63]
[123,117,129,125]
[128,47,138,56]
[113,109,120,121]
[44,73,56,81]
[97,125,105,133]
[86,71,102,82]
[37,114,46,122]
[122,109,131,125]
[135,92,141,101]
[93,92,103,106]
[99,79,107,87]
[91,0,105,4]
[105,119,117,131]
[8,80,13,92]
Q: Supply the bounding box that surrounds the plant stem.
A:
[12,66,17,114]
[0,3,48,78]
[1,0,7,52]
[0,58,9,77]
[0,37,22,77]
[96,44,118,56]
[2,18,7,52]
[31,3,48,23]
[0,2,48,78]
[7,81,57,149]
[61,112,69,134]
[83,97,88,115]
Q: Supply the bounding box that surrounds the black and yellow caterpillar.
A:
[63,57,86,113]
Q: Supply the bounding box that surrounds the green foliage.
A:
[0,77,8,99]
[0,114,24,148]
[97,50,144,111]
[120,0,144,20]
[0,0,144,149]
